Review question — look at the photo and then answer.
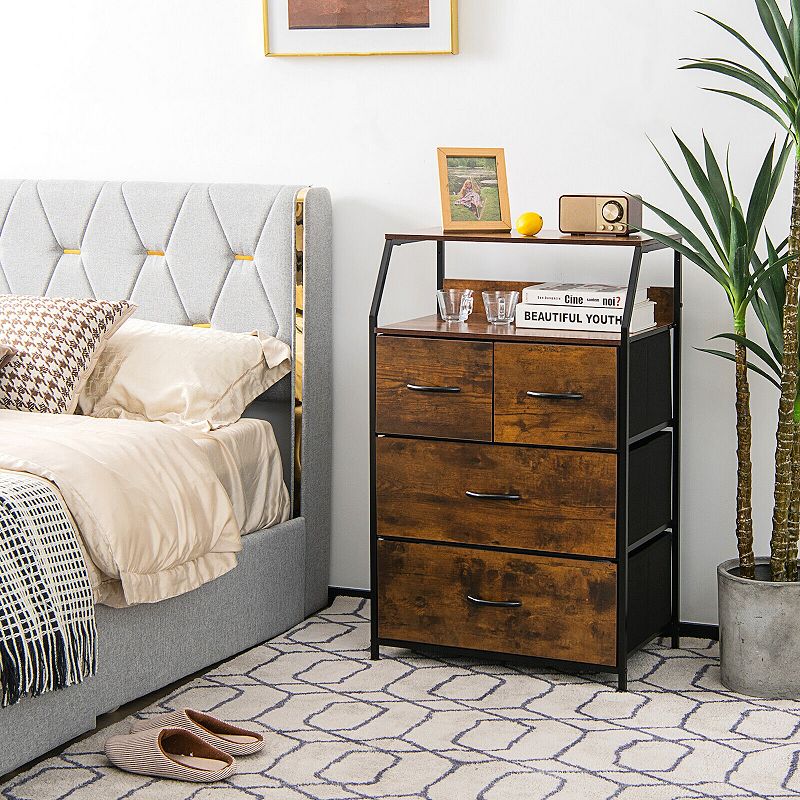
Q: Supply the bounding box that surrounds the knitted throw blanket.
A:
[0,472,96,706]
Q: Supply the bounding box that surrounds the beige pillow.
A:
[79,318,292,430]
[0,344,16,370]
[0,295,135,414]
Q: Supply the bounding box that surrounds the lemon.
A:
[516,212,543,237]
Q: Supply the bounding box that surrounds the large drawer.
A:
[375,336,492,441]
[377,437,616,557]
[377,540,617,666]
[494,343,617,449]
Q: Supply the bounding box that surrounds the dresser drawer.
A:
[494,343,617,448]
[375,336,492,441]
[377,437,616,557]
[377,540,617,666]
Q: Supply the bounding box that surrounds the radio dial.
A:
[602,200,625,223]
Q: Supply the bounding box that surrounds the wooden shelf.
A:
[376,281,676,348]
[386,228,680,253]
[375,314,673,347]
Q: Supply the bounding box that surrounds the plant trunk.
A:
[787,404,800,581]
[735,334,756,579]
[771,152,800,582]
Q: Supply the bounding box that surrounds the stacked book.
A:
[515,282,656,333]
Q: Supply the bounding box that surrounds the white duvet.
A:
[0,410,244,607]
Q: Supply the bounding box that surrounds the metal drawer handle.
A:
[526,390,584,401]
[467,595,522,609]
[465,491,521,501]
[406,384,461,393]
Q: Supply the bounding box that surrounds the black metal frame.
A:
[369,235,682,690]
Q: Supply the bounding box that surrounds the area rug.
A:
[3,597,800,800]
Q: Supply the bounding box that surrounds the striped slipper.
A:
[105,727,235,783]
[131,709,265,756]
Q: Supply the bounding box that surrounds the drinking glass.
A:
[483,290,519,325]
[437,289,474,323]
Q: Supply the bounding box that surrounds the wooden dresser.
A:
[369,229,681,691]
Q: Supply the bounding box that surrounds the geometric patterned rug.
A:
[3,597,800,800]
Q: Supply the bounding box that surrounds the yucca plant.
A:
[708,237,800,578]
[635,134,789,579]
[753,241,800,579]
[681,0,800,581]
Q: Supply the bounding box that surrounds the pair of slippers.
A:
[105,708,264,783]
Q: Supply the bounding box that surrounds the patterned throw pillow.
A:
[0,295,135,414]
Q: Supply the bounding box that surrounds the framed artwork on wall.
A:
[263,0,458,57]
[437,148,512,233]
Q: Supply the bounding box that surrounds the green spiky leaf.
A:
[712,332,783,376]
[697,346,783,388]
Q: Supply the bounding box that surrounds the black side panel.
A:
[629,431,672,547]
[627,532,672,651]
[629,331,672,436]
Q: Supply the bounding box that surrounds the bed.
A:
[0,180,332,776]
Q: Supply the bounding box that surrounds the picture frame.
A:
[263,0,458,57]
[437,147,512,233]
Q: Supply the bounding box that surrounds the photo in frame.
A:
[437,148,512,233]
[263,0,458,56]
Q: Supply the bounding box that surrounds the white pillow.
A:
[79,318,291,430]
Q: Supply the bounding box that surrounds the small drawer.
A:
[377,437,616,557]
[494,343,617,448]
[377,540,617,666]
[376,336,492,441]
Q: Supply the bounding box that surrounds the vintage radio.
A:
[559,195,642,235]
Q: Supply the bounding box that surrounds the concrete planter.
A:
[718,557,800,698]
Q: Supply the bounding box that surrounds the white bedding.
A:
[0,410,290,608]
[172,418,291,536]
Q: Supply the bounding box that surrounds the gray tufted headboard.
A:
[0,179,333,614]
[0,180,299,338]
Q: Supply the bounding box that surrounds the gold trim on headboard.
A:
[234,254,254,261]
[63,249,80,255]
[147,250,165,257]
[293,186,309,516]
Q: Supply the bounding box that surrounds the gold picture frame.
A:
[263,0,458,57]
[437,147,512,233]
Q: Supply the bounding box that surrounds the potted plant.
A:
[640,0,800,697]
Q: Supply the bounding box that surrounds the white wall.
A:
[0,1,789,624]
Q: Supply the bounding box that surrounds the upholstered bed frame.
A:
[0,180,333,776]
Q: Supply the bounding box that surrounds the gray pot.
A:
[718,557,800,698]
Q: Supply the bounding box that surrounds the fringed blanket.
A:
[0,472,96,706]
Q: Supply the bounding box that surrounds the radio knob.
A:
[602,200,625,223]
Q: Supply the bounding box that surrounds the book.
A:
[515,300,656,333]
[522,282,649,308]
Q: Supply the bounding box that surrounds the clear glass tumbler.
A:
[437,289,474,323]
[482,290,519,325]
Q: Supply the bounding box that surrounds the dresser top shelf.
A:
[376,314,673,347]
[385,228,680,252]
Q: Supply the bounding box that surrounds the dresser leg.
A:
[370,642,380,661]
[616,667,627,692]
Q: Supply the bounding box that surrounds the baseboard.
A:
[328,586,370,604]
[678,622,719,641]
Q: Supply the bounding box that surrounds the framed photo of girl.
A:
[437,147,511,233]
